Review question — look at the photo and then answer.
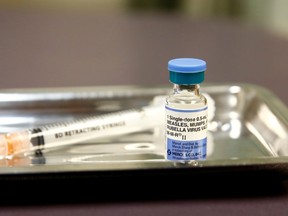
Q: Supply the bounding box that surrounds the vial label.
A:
[165,105,208,161]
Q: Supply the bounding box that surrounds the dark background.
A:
[0,0,288,104]
[1,0,288,215]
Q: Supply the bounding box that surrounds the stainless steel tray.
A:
[0,83,288,193]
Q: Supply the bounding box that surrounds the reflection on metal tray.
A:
[0,83,288,175]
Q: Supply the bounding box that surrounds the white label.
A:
[165,105,208,161]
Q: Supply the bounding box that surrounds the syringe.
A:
[0,104,165,158]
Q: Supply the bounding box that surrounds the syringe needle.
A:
[0,104,165,158]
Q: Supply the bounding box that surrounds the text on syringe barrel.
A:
[27,107,161,149]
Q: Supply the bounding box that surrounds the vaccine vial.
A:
[165,58,208,161]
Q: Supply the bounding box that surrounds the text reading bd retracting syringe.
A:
[0,104,164,158]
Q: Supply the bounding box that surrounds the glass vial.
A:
[165,58,208,161]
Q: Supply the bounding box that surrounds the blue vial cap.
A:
[168,58,206,84]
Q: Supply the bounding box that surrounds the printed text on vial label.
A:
[166,106,208,160]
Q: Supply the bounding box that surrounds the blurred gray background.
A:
[0,0,288,104]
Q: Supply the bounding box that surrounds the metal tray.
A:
[0,83,288,199]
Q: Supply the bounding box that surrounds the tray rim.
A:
[0,82,287,176]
